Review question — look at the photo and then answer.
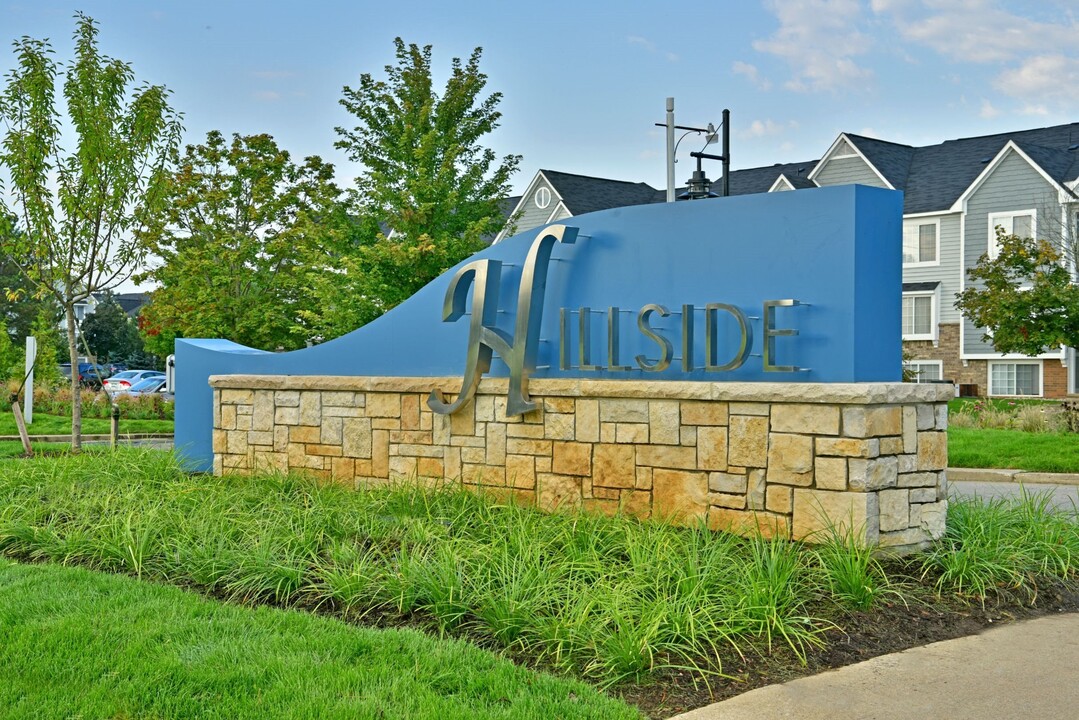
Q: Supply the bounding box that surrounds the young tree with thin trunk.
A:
[312,38,520,337]
[0,14,181,448]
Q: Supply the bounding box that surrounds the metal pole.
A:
[721,108,730,197]
[665,97,675,202]
[110,402,120,448]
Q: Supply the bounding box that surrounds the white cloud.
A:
[994,55,1079,108]
[732,61,772,90]
[877,0,1077,64]
[979,99,1000,118]
[252,91,281,102]
[738,119,798,140]
[754,0,873,92]
[627,35,656,53]
[627,35,678,62]
[858,127,880,139]
[873,1,1079,111]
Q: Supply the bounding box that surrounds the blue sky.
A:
[2,0,1077,195]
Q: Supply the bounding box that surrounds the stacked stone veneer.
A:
[210,376,952,550]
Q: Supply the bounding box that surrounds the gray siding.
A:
[513,177,559,235]
[903,214,962,324]
[814,156,888,188]
[551,204,573,221]
[962,150,1061,354]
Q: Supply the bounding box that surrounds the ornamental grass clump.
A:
[921,489,1079,603]
[2,448,1076,689]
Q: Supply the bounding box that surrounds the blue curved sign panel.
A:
[176,184,902,470]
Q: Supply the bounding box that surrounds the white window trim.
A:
[534,186,551,209]
[987,209,1036,260]
[903,218,941,268]
[905,359,943,383]
[987,359,1044,397]
[902,290,937,342]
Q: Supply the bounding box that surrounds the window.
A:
[905,360,943,383]
[903,220,939,265]
[988,210,1036,259]
[988,361,1041,396]
[902,292,935,340]
[534,186,551,209]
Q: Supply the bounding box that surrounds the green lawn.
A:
[0,411,173,437]
[0,558,636,720]
[947,427,1079,473]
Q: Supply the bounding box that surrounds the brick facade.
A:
[905,322,1069,398]
[212,376,952,551]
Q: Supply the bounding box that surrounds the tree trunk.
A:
[66,306,83,451]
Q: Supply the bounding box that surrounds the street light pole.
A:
[665,97,675,203]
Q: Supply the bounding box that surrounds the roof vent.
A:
[980,156,991,163]
[1068,143,1079,151]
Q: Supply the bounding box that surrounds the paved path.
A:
[948,467,1079,510]
[670,612,1079,720]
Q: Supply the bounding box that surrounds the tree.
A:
[0,215,59,343]
[0,14,181,448]
[81,292,139,363]
[326,38,520,331]
[954,229,1079,355]
[137,130,347,353]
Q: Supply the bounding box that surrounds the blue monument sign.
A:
[176,184,902,471]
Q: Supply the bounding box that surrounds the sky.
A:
[2,0,1078,197]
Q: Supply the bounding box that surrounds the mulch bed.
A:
[613,576,1079,719]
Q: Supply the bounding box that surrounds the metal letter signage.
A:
[429,225,580,416]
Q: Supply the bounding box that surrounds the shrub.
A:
[1014,405,1049,433]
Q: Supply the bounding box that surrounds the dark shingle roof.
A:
[515,121,1079,223]
[843,134,916,190]
[540,170,660,215]
[722,161,817,195]
[900,122,1079,213]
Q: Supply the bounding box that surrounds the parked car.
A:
[115,376,172,400]
[59,362,111,389]
[104,370,165,395]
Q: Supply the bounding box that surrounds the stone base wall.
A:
[211,376,952,551]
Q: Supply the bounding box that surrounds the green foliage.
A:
[922,490,1079,603]
[0,13,182,445]
[955,230,1079,355]
[137,131,347,353]
[1,452,1077,690]
[0,320,18,382]
[0,222,59,344]
[311,38,521,338]
[27,310,62,389]
[80,293,140,363]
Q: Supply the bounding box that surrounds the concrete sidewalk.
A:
[671,612,1079,720]
[948,467,1079,486]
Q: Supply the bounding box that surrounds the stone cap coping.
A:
[209,375,953,405]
